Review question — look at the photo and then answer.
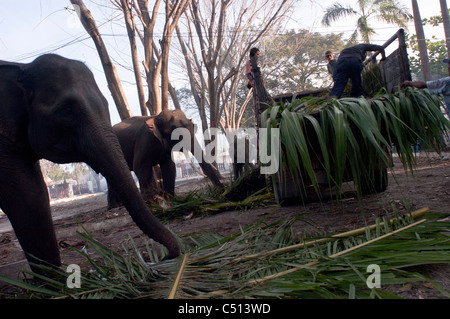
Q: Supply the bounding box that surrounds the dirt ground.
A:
[0,151,449,298]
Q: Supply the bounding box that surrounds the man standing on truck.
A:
[330,43,386,98]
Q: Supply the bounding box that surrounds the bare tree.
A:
[176,0,293,134]
[120,0,147,115]
[118,0,190,115]
[71,0,133,120]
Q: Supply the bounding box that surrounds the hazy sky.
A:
[0,0,446,125]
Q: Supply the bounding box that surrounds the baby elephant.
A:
[108,109,222,209]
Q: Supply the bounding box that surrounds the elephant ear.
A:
[145,117,168,149]
[0,64,29,145]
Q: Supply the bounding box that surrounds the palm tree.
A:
[321,0,412,43]
[440,0,450,69]
[411,0,431,80]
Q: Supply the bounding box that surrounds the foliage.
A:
[1,208,449,299]
[262,30,347,94]
[422,8,450,26]
[321,0,412,43]
[148,168,272,222]
[180,28,347,130]
[262,88,450,201]
[40,160,67,183]
[176,0,294,132]
[362,62,385,97]
[40,160,89,184]
[406,10,450,80]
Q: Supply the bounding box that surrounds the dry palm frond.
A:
[2,207,449,299]
[148,168,272,222]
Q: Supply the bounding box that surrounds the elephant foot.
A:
[144,194,167,207]
[107,199,123,210]
[141,187,167,203]
[107,188,123,210]
[107,204,119,210]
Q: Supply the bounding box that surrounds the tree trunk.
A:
[160,36,171,111]
[168,82,182,110]
[137,0,161,115]
[121,0,147,116]
[160,0,191,111]
[412,0,432,81]
[175,24,207,128]
[70,0,132,120]
[440,0,450,75]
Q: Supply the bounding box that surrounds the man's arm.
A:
[401,80,427,89]
[362,44,386,60]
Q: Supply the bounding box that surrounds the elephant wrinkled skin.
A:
[107,110,223,209]
[0,54,180,274]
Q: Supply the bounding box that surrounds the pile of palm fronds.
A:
[1,207,449,299]
[362,63,385,97]
[148,167,272,222]
[263,87,450,201]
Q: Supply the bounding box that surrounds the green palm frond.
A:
[2,207,449,299]
[362,63,385,96]
[348,29,359,45]
[262,88,449,202]
[321,3,358,27]
[357,16,376,43]
[375,0,413,28]
[323,0,412,42]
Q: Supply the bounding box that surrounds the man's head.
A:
[325,50,334,62]
[250,47,260,59]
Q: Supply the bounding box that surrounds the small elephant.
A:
[107,109,223,209]
[0,54,179,274]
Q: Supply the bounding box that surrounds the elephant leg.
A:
[0,157,61,274]
[135,165,159,202]
[107,181,123,210]
[233,162,243,180]
[161,159,176,195]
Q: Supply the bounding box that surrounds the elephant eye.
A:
[56,104,74,118]
[57,98,80,115]
[53,99,82,126]
[61,105,72,113]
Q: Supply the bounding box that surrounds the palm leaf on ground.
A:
[2,207,449,299]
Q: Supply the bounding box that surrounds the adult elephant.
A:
[0,54,180,274]
[107,110,223,209]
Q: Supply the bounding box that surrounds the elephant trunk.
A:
[86,127,180,258]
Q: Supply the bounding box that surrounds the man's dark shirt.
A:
[327,59,337,75]
[337,44,384,62]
